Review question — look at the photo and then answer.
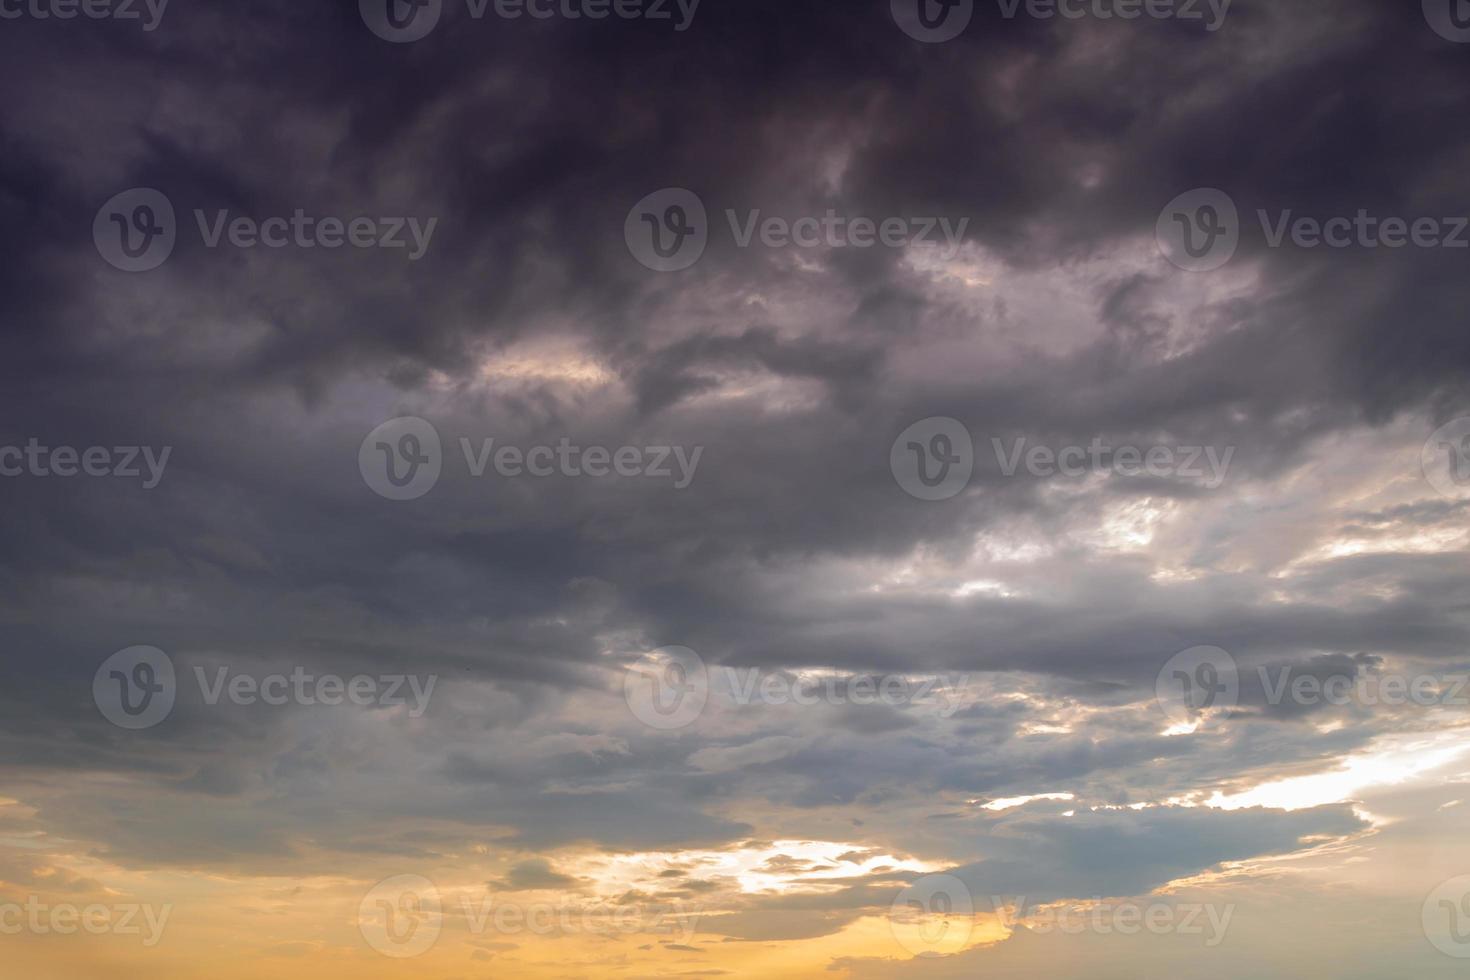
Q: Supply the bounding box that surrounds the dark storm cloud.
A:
[0,0,1466,893]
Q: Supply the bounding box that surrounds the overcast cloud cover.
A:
[1,0,1469,976]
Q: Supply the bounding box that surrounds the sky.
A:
[2,0,1470,977]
